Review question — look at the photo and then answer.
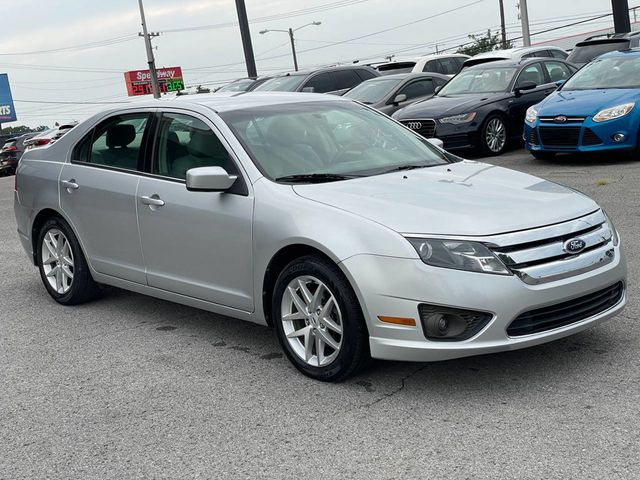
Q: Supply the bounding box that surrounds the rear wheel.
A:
[480,115,508,156]
[531,150,556,160]
[272,255,370,382]
[36,217,101,305]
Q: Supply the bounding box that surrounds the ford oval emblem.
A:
[563,238,587,254]
[554,115,568,123]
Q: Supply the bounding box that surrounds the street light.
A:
[260,21,322,72]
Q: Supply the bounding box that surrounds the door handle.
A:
[140,195,165,207]
[61,179,79,190]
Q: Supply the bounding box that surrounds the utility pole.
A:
[287,28,299,72]
[260,22,321,72]
[518,0,531,47]
[499,0,507,49]
[137,0,160,99]
[611,0,631,33]
[235,0,258,78]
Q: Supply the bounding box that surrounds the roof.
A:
[267,64,377,78]
[469,45,566,61]
[415,53,470,61]
[364,72,450,81]
[464,57,551,70]
[596,47,640,59]
[108,92,353,114]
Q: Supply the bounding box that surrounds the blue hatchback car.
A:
[524,49,640,158]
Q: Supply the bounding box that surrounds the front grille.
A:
[582,128,603,146]
[402,119,436,138]
[529,128,539,145]
[489,210,615,285]
[539,126,581,147]
[507,282,624,336]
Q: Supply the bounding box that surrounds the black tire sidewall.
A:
[36,217,98,305]
[272,255,369,382]
[480,114,508,156]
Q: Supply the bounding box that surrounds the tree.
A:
[457,29,513,56]
[1,125,48,135]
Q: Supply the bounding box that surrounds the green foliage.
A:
[1,125,48,135]
[457,29,514,57]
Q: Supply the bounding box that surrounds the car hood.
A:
[538,88,639,116]
[394,93,508,119]
[292,161,598,236]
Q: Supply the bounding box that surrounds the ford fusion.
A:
[14,93,626,381]
[525,49,640,159]
[393,58,576,155]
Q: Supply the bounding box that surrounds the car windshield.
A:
[344,77,403,104]
[218,79,255,92]
[252,75,307,92]
[220,101,449,181]
[563,56,640,90]
[566,41,629,64]
[438,66,517,94]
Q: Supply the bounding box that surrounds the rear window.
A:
[567,40,630,64]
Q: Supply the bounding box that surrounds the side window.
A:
[515,63,545,88]
[154,113,238,180]
[304,73,334,93]
[399,78,435,100]
[551,49,568,59]
[356,68,377,81]
[438,57,459,75]
[75,113,150,171]
[544,61,572,82]
[332,70,362,91]
[423,60,439,73]
[434,77,448,88]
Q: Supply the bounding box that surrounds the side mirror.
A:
[554,79,566,88]
[301,86,315,93]
[434,85,443,94]
[393,93,408,104]
[186,166,237,192]
[427,138,445,149]
[515,81,537,97]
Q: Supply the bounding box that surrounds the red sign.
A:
[124,67,184,96]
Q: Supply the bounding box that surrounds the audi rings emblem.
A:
[406,121,423,130]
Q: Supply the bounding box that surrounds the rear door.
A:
[59,111,153,284]
[136,110,254,311]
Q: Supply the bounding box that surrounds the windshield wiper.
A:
[379,164,431,175]
[275,173,358,183]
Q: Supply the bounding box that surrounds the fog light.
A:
[419,305,492,341]
[612,133,626,142]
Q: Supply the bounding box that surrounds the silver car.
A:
[14,93,627,381]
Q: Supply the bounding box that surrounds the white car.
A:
[464,46,569,68]
[411,54,470,76]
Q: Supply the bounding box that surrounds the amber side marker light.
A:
[378,316,417,327]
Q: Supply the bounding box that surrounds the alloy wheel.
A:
[485,118,507,153]
[280,275,343,367]
[41,228,74,294]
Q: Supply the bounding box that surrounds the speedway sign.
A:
[124,67,185,96]
[0,74,17,123]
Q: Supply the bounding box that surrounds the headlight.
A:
[603,211,619,246]
[406,238,511,275]
[439,112,477,124]
[593,103,634,123]
[525,106,538,124]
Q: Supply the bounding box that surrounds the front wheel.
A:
[36,216,101,305]
[480,115,508,156]
[272,255,370,382]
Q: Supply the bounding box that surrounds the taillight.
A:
[34,138,51,146]
[7,145,17,151]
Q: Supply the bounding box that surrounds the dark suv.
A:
[567,32,640,67]
[252,66,379,95]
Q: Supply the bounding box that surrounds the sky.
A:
[0,0,630,128]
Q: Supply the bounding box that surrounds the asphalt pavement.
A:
[1,149,639,479]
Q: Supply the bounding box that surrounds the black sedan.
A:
[343,72,449,116]
[392,58,577,155]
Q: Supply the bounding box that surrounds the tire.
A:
[531,150,556,160]
[36,216,101,305]
[480,114,508,156]
[272,255,370,382]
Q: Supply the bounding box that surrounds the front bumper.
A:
[341,245,626,362]
[525,115,638,153]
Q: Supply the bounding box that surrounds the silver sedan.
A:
[14,93,627,381]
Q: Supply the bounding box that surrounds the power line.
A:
[0,35,138,56]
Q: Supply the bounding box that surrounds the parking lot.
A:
[1,149,638,479]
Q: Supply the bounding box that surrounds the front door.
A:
[136,112,254,311]
[59,112,152,284]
